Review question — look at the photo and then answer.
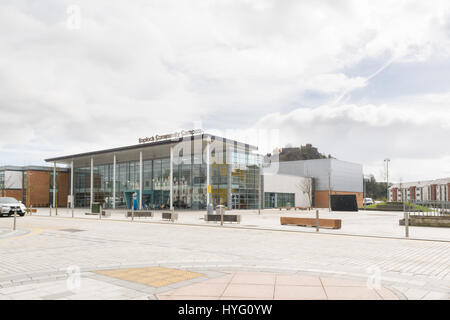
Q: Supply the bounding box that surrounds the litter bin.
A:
[216,205,226,215]
[91,202,101,214]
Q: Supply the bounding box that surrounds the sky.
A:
[0,0,449,183]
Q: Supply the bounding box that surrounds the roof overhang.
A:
[45,134,258,166]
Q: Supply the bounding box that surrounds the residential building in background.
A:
[389,178,450,202]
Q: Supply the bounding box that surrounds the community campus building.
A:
[1,131,364,210]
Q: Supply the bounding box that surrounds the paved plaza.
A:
[0,210,448,300]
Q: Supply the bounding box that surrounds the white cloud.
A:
[0,0,449,180]
[252,92,450,181]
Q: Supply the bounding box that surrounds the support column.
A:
[70,160,74,209]
[53,161,56,209]
[258,169,261,214]
[227,147,232,210]
[170,146,174,210]
[206,138,211,211]
[113,154,116,209]
[90,157,94,210]
[139,151,143,210]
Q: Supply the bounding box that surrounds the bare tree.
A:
[296,178,313,208]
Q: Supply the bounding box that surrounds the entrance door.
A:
[269,193,276,208]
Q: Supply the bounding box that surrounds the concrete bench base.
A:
[280,217,342,229]
[399,216,450,228]
[126,211,153,218]
[204,214,241,223]
[162,212,178,221]
[85,211,110,217]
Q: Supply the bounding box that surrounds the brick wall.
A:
[4,189,23,201]
[58,172,69,207]
[392,188,398,201]
[409,186,416,200]
[431,184,437,200]
[314,190,363,208]
[26,171,50,207]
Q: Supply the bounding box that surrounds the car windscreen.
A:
[0,197,19,204]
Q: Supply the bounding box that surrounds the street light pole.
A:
[384,158,390,201]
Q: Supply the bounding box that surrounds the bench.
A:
[26,208,37,213]
[162,211,178,221]
[280,217,341,229]
[279,207,293,211]
[125,211,153,218]
[204,214,241,223]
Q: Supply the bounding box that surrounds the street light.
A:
[384,158,390,201]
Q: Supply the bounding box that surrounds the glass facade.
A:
[264,192,295,208]
[72,139,261,210]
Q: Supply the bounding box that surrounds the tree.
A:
[296,178,313,207]
[365,175,389,201]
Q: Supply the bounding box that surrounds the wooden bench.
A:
[26,208,37,213]
[204,214,241,223]
[280,217,341,229]
[125,211,153,218]
[162,211,178,221]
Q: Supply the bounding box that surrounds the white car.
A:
[0,197,26,217]
[363,198,375,206]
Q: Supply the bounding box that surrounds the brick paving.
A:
[0,214,448,300]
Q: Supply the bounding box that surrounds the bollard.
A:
[13,211,17,231]
[72,208,74,218]
[99,204,102,220]
[49,205,52,216]
[405,206,409,238]
[315,210,319,232]
[220,209,224,227]
[132,208,134,222]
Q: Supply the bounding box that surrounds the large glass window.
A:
[72,139,261,210]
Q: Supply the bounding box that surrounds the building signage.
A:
[139,129,203,144]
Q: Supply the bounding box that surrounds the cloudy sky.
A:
[0,0,449,182]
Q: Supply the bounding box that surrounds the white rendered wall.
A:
[4,171,22,189]
[263,174,312,207]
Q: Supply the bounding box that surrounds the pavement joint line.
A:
[29,214,450,243]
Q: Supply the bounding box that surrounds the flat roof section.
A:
[44,133,258,165]
[0,165,69,172]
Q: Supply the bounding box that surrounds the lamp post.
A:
[384,158,390,201]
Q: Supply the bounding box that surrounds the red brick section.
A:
[409,186,416,200]
[392,188,398,201]
[4,189,23,201]
[431,184,437,200]
[58,172,69,207]
[314,191,363,208]
[26,171,50,207]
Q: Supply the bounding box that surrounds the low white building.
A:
[262,174,312,208]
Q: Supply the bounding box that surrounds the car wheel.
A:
[19,213,25,217]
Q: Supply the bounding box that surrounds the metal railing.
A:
[403,200,449,217]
